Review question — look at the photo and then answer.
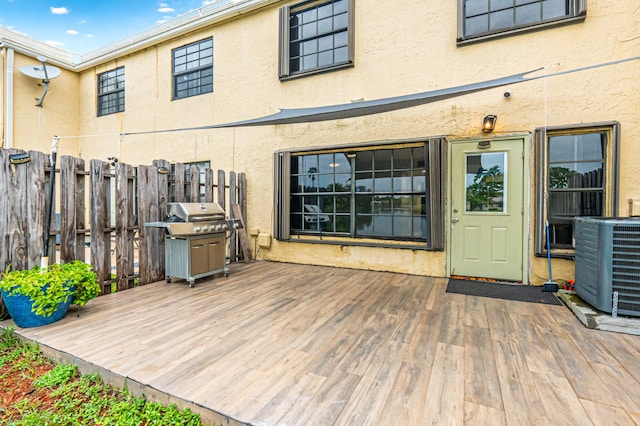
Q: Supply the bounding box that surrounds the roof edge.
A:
[74,0,279,71]
[0,28,76,69]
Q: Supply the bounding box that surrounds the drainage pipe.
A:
[2,45,14,148]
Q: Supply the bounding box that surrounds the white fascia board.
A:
[0,28,76,70]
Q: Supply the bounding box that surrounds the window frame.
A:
[172,37,214,101]
[534,121,620,258]
[97,66,125,117]
[274,138,445,250]
[457,0,587,45]
[278,0,355,80]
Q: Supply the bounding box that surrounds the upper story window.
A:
[279,0,354,80]
[458,0,586,44]
[535,122,620,258]
[172,38,213,100]
[97,67,124,116]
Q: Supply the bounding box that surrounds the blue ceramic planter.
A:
[0,288,74,328]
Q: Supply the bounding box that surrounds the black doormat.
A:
[446,279,562,305]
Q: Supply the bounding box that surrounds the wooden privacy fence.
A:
[0,148,247,295]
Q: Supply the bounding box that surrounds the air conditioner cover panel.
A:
[575,217,640,317]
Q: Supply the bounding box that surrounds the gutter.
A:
[0,30,75,70]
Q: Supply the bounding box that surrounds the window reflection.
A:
[290,146,428,240]
[465,152,506,212]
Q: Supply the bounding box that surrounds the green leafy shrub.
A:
[0,261,100,317]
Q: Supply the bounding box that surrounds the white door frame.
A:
[446,134,531,284]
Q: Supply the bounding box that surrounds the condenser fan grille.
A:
[612,225,640,314]
[575,217,640,317]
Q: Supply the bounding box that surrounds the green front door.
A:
[449,139,524,281]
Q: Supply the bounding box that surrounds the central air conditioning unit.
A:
[574,217,640,317]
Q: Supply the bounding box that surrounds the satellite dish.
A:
[19,64,61,80]
[19,56,61,107]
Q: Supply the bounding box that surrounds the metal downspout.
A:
[3,46,14,148]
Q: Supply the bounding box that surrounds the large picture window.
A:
[458,0,586,43]
[97,67,125,116]
[279,0,354,79]
[172,38,213,100]
[275,139,445,248]
[535,122,620,257]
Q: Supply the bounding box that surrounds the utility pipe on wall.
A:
[3,46,14,148]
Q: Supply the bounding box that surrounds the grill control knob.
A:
[201,225,209,232]
[194,226,201,232]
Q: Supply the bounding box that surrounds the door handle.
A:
[452,217,459,224]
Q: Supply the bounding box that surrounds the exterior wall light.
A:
[482,115,497,133]
[9,152,31,164]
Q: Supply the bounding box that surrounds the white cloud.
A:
[78,20,87,24]
[50,6,70,15]
[85,34,94,38]
[66,29,78,35]
[157,3,174,13]
[156,19,168,25]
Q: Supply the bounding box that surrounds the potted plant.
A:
[0,261,100,328]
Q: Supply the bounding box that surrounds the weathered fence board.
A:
[229,171,237,262]
[174,162,186,202]
[27,151,50,269]
[217,170,226,212]
[7,151,29,271]
[90,160,112,294]
[115,162,136,291]
[0,148,247,297]
[138,165,161,285]
[205,169,215,203]
[60,155,86,263]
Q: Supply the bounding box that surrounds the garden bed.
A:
[0,328,206,425]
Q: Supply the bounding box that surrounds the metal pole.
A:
[41,136,59,269]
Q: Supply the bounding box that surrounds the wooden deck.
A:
[3,261,640,425]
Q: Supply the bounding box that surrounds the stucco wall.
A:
[6,0,640,282]
[6,51,80,155]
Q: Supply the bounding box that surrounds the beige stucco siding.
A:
[3,0,639,282]
[2,51,80,155]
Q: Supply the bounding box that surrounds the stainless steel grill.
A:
[145,202,241,287]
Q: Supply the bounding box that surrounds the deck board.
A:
[3,261,640,425]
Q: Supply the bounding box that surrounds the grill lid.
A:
[167,202,225,222]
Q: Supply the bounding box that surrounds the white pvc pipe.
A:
[4,46,14,148]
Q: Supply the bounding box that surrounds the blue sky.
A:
[1,0,219,54]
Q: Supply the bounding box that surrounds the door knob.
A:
[452,217,459,223]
